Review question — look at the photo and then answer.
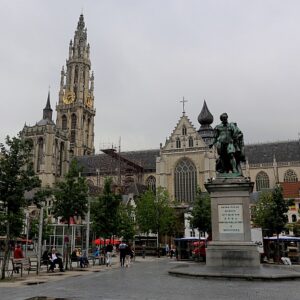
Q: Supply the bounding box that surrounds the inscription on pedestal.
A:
[218,204,244,234]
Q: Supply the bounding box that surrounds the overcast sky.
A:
[1,0,300,152]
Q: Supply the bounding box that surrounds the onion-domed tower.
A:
[197,100,214,145]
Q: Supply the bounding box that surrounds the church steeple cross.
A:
[180,96,188,114]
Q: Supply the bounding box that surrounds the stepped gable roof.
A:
[245,140,300,164]
[77,149,160,174]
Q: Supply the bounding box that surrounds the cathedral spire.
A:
[56,14,95,157]
[77,13,85,31]
[43,91,53,121]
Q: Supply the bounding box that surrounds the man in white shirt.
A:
[48,248,64,272]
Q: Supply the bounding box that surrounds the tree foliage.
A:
[190,189,212,235]
[0,136,43,279]
[116,203,135,241]
[53,159,89,226]
[91,177,121,238]
[135,188,176,238]
[252,186,288,237]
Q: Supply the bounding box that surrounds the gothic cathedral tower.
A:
[56,14,95,157]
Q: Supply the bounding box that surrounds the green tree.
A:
[135,188,176,257]
[252,185,288,261]
[53,159,89,226]
[91,177,121,239]
[0,136,42,279]
[28,210,52,242]
[52,159,89,269]
[190,189,211,237]
[116,203,135,242]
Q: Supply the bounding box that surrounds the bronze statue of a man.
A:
[209,113,245,175]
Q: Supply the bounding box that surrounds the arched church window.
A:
[71,114,77,129]
[37,137,43,173]
[62,115,67,130]
[255,171,270,191]
[174,158,197,203]
[25,139,34,160]
[87,118,91,147]
[74,65,79,96]
[182,126,187,136]
[71,114,77,143]
[59,142,64,176]
[292,214,297,223]
[176,138,181,149]
[284,169,298,182]
[188,136,193,148]
[146,176,156,192]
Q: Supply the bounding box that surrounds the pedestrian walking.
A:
[105,243,113,267]
[125,244,133,267]
[119,241,127,267]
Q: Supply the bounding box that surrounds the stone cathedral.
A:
[20,15,300,233]
[21,14,95,188]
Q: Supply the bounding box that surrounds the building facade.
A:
[19,14,300,235]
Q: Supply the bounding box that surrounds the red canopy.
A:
[193,241,205,246]
[93,238,121,245]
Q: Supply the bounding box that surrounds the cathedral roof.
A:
[245,140,300,164]
[77,141,300,174]
[77,149,160,175]
[36,119,55,126]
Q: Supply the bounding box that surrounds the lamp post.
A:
[36,205,44,275]
[86,197,91,254]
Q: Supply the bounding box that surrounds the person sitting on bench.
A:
[13,244,24,273]
[48,248,64,272]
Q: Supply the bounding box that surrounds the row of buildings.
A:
[20,14,300,237]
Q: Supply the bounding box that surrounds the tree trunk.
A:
[1,219,10,280]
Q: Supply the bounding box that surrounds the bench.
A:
[11,258,31,277]
[69,256,80,269]
[90,255,105,266]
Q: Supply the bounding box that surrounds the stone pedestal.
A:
[205,177,260,267]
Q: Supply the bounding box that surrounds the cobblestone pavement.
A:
[1,257,300,300]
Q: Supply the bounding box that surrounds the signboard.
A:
[218,204,244,234]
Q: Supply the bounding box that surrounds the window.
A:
[176,138,181,148]
[284,169,298,183]
[71,114,77,129]
[59,142,64,176]
[174,158,197,203]
[188,136,193,148]
[87,118,91,146]
[292,214,297,223]
[146,176,156,192]
[71,114,77,143]
[62,115,67,130]
[37,137,43,172]
[182,126,187,136]
[255,171,270,191]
